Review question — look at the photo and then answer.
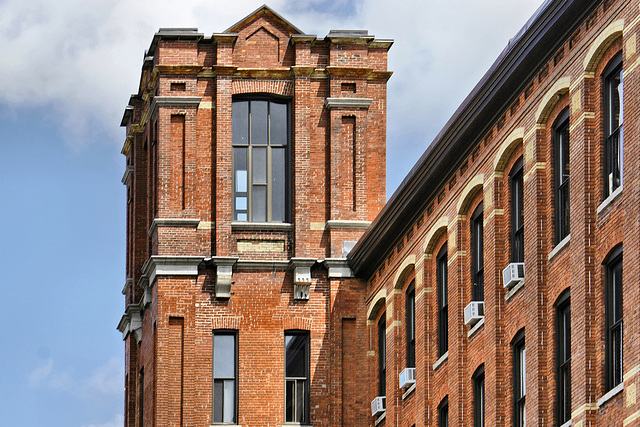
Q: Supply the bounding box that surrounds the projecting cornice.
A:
[142,256,204,285]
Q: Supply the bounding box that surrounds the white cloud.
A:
[28,358,72,391]
[0,0,545,188]
[28,356,122,397]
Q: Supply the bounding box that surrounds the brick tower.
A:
[117,6,392,426]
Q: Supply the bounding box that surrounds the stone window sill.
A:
[433,351,448,371]
[402,383,416,400]
[597,185,623,215]
[232,221,294,231]
[468,317,485,338]
[549,234,571,261]
[505,280,524,301]
[597,382,623,408]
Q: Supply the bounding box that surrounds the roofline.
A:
[224,4,305,35]
[347,0,599,279]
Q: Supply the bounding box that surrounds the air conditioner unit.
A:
[503,262,525,289]
[371,396,386,417]
[464,301,485,326]
[399,367,416,388]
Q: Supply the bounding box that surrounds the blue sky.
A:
[0,0,542,425]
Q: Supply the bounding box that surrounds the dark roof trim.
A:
[348,0,599,278]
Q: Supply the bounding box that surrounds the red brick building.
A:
[118,5,391,426]
[119,0,640,426]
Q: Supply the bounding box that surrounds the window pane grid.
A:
[285,332,309,424]
[554,115,570,243]
[604,57,623,196]
[213,332,237,424]
[233,99,289,222]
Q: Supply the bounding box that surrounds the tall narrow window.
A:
[554,109,570,243]
[139,368,144,427]
[378,316,386,397]
[285,331,309,424]
[232,98,289,222]
[406,281,415,368]
[473,365,485,427]
[439,397,449,427]
[213,331,238,424]
[604,53,623,197]
[471,203,484,301]
[510,158,524,262]
[605,248,623,391]
[437,244,448,356]
[513,331,526,427]
[556,291,571,426]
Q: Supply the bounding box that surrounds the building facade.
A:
[118,5,391,426]
[119,0,640,426]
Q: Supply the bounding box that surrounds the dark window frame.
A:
[406,280,416,368]
[513,330,526,427]
[603,52,623,198]
[553,108,570,243]
[284,330,310,424]
[378,315,386,397]
[439,397,449,427]
[510,158,524,263]
[437,244,449,357]
[605,247,623,391]
[471,202,484,301]
[232,97,291,223]
[555,291,571,426]
[213,330,239,424]
[473,365,485,427]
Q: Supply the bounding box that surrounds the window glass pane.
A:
[296,380,305,422]
[285,380,294,422]
[234,147,247,192]
[250,100,268,145]
[236,213,247,221]
[252,147,267,184]
[214,335,235,377]
[272,147,286,222]
[285,334,307,378]
[232,101,248,145]
[252,185,267,222]
[223,380,235,423]
[270,102,288,146]
[236,197,247,210]
[213,380,224,423]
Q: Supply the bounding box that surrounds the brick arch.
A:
[393,254,416,289]
[283,316,313,331]
[535,76,571,125]
[231,79,294,96]
[456,174,484,215]
[494,127,524,173]
[367,288,387,321]
[211,316,243,330]
[424,216,449,256]
[583,19,624,72]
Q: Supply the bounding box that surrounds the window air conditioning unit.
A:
[371,396,386,417]
[503,262,525,289]
[399,367,416,388]
[464,301,485,326]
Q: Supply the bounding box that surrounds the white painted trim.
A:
[549,234,571,261]
[468,317,485,338]
[597,185,624,215]
[433,351,449,371]
[597,382,624,407]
